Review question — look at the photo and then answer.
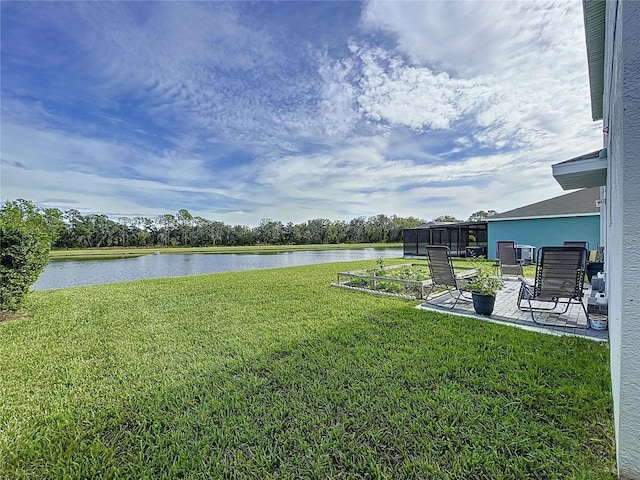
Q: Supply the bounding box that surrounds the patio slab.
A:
[417,277,609,341]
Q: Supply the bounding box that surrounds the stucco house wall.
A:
[487,215,600,260]
[602,1,640,476]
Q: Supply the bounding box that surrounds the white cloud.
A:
[1,119,216,187]
[361,1,583,77]
[1,1,603,226]
[353,46,494,132]
[33,3,319,153]
[317,53,359,137]
[359,1,596,149]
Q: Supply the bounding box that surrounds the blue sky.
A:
[1,1,602,226]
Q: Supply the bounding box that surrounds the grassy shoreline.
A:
[0,260,614,478]
[49,242,402,260]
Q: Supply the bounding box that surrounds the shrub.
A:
[0,200,57,312]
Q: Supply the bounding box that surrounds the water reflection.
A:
[33,248,403,290]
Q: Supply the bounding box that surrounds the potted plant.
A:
[466,268,504,316]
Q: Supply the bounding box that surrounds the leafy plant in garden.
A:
[377,281,402,293]
[465,255,504,297]
[347,259,434,297]
[392,266,431,282]
[347,278,372,288]
[0,199,59,312]
[466,268,504,296]
[366,258,388,277]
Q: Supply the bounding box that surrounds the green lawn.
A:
[0,260,615,479]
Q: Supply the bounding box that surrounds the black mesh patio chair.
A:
[423,245,475,309]
[495,241,523,278]
[517,246,590,327]
[563,241,589,249]
[563,241,589,269]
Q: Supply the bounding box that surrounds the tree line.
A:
[0,199,497,311]
[44,207,427,249]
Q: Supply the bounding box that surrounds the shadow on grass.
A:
[4,303,615,479]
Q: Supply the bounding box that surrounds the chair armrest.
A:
[518,275,535,300]
[518,275,533,287]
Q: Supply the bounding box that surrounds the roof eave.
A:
[552,156,607,190]
[583,0,606,121]
[487,212,600,222]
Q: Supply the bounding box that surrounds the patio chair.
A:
[563,241,589,249]
[563,241,589,269]
[495,241,523,278]
[423,245,475,309]
[517,246,590,327]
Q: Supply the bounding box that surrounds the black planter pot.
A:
[472,293,496,316]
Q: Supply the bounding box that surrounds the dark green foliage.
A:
[51,207,425,249]
[346,277,372,288]
[0,200,57,311]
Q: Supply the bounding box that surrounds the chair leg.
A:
[516,283,526,309]
[449,289,464,309]
[517,283,557,311]
[519,283,558,325]
[580,300,591,329]
[422,285,454,309]
[526,297,591,328]
[422,287,470,310]
[441,287,463,309]
[526,296,540,324]
[555,300,571,315]
[517,291,559,312]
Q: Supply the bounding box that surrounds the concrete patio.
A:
[417,276,609,341]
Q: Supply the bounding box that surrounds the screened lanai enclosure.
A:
[403,221,488,258]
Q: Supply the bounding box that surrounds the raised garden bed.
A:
[333,261,479,300]
[332,263,435,300]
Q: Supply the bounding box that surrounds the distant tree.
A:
[140,217,158,246]
[42,207,65,240]
[433,215,461,222]
[281,222,301,245]
[389,215,423,241]
[230,224,254,246]
[192,217,228,246]
[131,217,148,246]
[85,214,117,248]
[348,217,367,243]
[118,217,130,246]
[176,209,193,246]
[254,219,284,245]
[365,214,393,242]
[326,220,349,244]
[157,214,176,246]
[0,200,58,311]
[468,210,498,222]
[31,206,433,249]
[305,218,331,244]
[60,209,85,247]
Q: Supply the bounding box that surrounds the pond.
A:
[32,248,403,290]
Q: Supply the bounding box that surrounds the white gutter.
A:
[486,213,600,222]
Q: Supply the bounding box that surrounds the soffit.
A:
[552,149,607,190]
[583,0,606,121]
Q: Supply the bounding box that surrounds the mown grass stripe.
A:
[0,260,614,479]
